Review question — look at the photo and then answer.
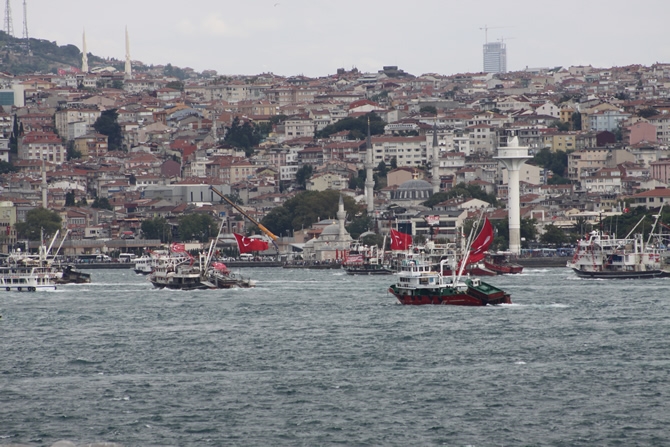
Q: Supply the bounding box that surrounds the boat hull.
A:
[571,268,669,279]
[388,286,511,306]
[345,266,394,275]
[483,260,523,274]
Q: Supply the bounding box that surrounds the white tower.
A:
[41,158,47,208]
[21,0,27,39]
[124,26,132,78]
[431,121,440,194]
[337,194,346,241]
[364,118,374,214]
[494,136,530,254]
[81,29,89,73]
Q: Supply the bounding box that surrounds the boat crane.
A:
[209,185,279,251]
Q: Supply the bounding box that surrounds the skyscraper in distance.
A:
[483,41,507,74]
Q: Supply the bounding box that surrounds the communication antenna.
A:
[3,0,14,37]
[21,0,27,39]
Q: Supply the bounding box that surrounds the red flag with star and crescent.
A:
[390,229,412,251]
[460,217,494,267]
[234,233,269,254]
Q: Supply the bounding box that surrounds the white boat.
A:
[134,250,169,274]
[567,213,669,279]
[0,264,57,291]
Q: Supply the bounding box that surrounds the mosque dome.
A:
[393,179,434,201]
[321,223,340,237]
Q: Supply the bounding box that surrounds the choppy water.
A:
[1,266,669,446]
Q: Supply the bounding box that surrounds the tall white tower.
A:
[124,26,132,78]
[81,29,89,73]
[337,194,346,241]
[364,118,375,214]
[3,0,14,37]
[494,136,530,254]
[431,121,440,194]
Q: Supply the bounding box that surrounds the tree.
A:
[540,224,570,245]
[346,215,372,240]
[178,213,217,242]
[295,164,313,189]
[637,107,659,119]
[419,105,437,115]
[223,116,266,157]
[571,111,582,131]
[390,156,398,169]
[15,208,62,241]
[0,160,17,174]
[376,160,388,178]
[316,112,386,139]
[66,141,82,160]
[93,109,123,150]
[92,197,113,210]
[422,183,497,208]
[166,81,184,91]
[141,216,171,242]
[261,190,360,236]
[65,191,76,207]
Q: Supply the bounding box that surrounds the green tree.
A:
[295,164,313,189]
[92,197,113,210]
[346,215,372,239]
[390,157,398,169]
[531,148,569,179]
[261,190,360,236]
[66,141,82,160]
[15,207,62,241]
[111,80,124,90]
[316,112,386,139]
[166,81,185,91]
[540,224,569,245]
[65,191,76,207]
[223,116,265,157]
[419,105,437,115]
[178,213,217,242]
[0,160,17,174]
[571,111,582,131]
[637,107,659,118]
[93,109,123,150]
[422,183,497,208]
[376,160,388,178]
[141,216,171,242]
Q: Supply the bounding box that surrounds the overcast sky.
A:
[17,0,670,77]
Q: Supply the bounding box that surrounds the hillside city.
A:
[1,37,670,260]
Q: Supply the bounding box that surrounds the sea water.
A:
[1,267,669,446]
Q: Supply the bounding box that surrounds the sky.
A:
[13,0,670,78]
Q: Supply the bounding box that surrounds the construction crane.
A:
[479,24,512,43]
[209,185,279,249]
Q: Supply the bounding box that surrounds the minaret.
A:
[494,136,531,255]
[41,157,47,208]
[364,117,374,214]
[124,26,132,78]
[431,121,440,194]
[81,29,89,73]
[337,194,346,242]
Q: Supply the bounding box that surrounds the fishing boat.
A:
[388,258,511,306]
[149,243,255,290]
[483,253,523,275]
[567,229,668,279]
[343,243,393,275]
[134,250,169,274]
[56,264,91,284]
[388,216,511,306]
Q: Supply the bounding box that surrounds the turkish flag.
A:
[390,229,412,251]
[461,218,494,266]
[234,233,269,253]
[170,243,186,252]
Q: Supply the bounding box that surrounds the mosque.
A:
[300,195,353,261]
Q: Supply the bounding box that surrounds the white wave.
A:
[514,361,526,365]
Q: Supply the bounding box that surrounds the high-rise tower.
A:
[364,117,375,214]
[483,41,507,74]
[81,29,89,73]
[494,136,530,254]
[124,26,132,78]
[3,0,14,37]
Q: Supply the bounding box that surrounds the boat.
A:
[55,264,91,284]
[343,243,393,275]
[388,258,511,306]
[149,243,256,290]
[483,253,523,275]
[567,229,668,279]
[388,216,511,306]
[134,250,169,274]
[0,263,58,291]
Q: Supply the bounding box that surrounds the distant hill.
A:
[0,30,111,75]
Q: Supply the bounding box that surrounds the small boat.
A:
[388,258,511,306]
[483,253,523,275]
[343,243,393,275]
[134,250,168,274]
[204,262,255,288]
[55,264,91,284]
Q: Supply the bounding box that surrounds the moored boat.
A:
[483,253,523,275]
[343,243,393,275]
